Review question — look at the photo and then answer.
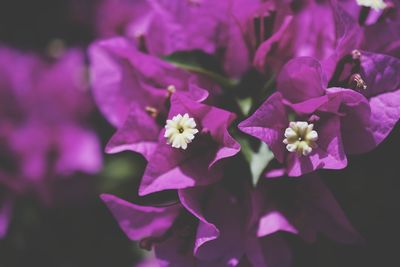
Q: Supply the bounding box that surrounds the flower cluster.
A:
[88,0,399,266]
[0,47,102,237]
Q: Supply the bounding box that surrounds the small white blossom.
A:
[164,113,199,150]
[356,0,387,10]
[283,121,318,156]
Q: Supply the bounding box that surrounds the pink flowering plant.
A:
[1,0,399,266]
[87,0,400,266]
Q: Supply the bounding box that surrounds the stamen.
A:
[164,113,199,150]
[283,121,318,156]
[167,85,176,97]
[349,73,367,90]
[167,85,176,93]
[145,106,159,118]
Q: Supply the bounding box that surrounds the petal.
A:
[329,88,377,154]
[368,89,400,146]
[277,57,327,103]
[193,185,246,266]
[139,139,221,195]
[89,38,140,127]
[56,125,103,175]
[322,4,362,79]
[253,15,293,72]
[245,234,292,267]
[106,104,161,160]
[100,194,180,240]
[95,0,153,38]
[145,0,229,56]
[297,175,362,243]
[178,188,219,256]
[239,92,288,163]
[259,174,362,244]
[154,232,197,267]
[257,211,297,237]
[361,21,400,57]
[285,95,329,116]
[360,52,400,98]
[89,37,203,128]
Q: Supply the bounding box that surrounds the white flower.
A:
[356,0,387,10]
[283,121,318,156]
[164,113,199,150]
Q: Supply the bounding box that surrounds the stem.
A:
[168,61,239,89]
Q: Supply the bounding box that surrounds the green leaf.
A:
[238,138,274,186]
[99,153,146,194]
[250,142,274,186]
[163,51,238,89]
[236,97,253,116]
[102,157,138,181]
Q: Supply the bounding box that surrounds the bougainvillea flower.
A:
[239,57,372,176]
[253,0,347,74]
[138,92,240,195]
[93,1,343,79]
[337,0,400,57]
[0,47,102,178]
[89,37,209,127]
[102,174,296,267]
[143,0,230,58]
[102,171,359,266]
[235,173,361,266]
[197,0,335,77]
[92,0,250,77]
[97,0,229,56]
[327,51,400,153]
[0,47,102,237]
[91,37,241,195]
[89,37,218,160]
[95,0,154,43]
[252,173,362,245]
[222,0,292,77]
[314,6,400,150]
[101,181,245,267]
[355,52,400,147]
[323,0,398,77]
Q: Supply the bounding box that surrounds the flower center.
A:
[164,113,199,150]
[283,121,318,156]
[356,0,387,10]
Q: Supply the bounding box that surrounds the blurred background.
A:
[0,0,399,267]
